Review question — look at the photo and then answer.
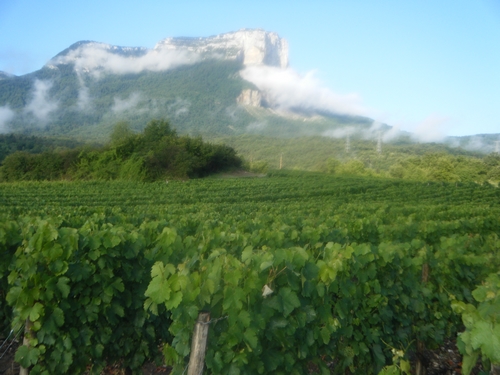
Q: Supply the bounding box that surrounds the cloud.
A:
[322,120,404,144]
[112,92,143,113]
[462,136,486,151]
[410,114,450,143]
[322,126,357,139]
[247,121,268,131]
[381,124,402,142]
[25,79,59,122]
[240,66,372,117]
[167,98,191,118]
[77,85,91,110]
[365,121,402,142]
[51,43,200,77]
[459,136,500,153]
[240,66,459,145]
[0,105,15,133]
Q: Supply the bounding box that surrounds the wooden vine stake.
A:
[19,319,33,375]
[187,312,210,375]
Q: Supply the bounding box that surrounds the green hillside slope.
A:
[0,58,373,141]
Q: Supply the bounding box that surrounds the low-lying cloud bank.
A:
[51,43,200,77]
[322,121,401,143]
[0,105,15,133]
[322,117,449,144]
[409,114,449,143]
[25,79,59,122]
[240,66,371,118]
[112,92,144,113]
[239,66,474,146]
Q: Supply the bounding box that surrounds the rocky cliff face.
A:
[236,89,263,107]
[155,29,288,68]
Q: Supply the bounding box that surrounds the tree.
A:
[110,121,134,145]
[143,119,176,144]
[337,160,367,176]
[325,158,341,174]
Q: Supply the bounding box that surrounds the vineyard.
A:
[1,171,499,374]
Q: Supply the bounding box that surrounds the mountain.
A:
[0,29,378,141]
[0,29,498,153]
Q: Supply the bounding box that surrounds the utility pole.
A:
[279,153,283,169]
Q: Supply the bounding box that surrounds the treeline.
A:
[326,153,500,183]
[0,119,242,182]
[0,133,82,163]
[219,134,500,184]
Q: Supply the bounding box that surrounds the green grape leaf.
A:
[102,233,121,249]
[279,287,301,317]
[302,262,319,280]
[238,310,251,328]
[165,291,183,310]
[223,287,245,310]
[48,244,63,259]
[400,359,411,374]
[30,302,45,321]
[243,328,258,349]
[378,365,400,375]
[111,278,125,292]
[470,320,492,350]
[461,351,479,375]
[145,262,175,303]
[320,327,330,344]
[472,286,487,302]
[15,345,40,368]
[163,344,179,366]
[260,259,274,272]
[56,277,71,298]
[51,307,65,327]
[481,324,500,363]
[241,246,253,263]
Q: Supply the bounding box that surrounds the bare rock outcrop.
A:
[237,89,263,107]
[155,29,288,68]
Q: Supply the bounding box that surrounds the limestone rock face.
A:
[237,89,263,107]
[155,29,288,68]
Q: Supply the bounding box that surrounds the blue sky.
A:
[1,0,499,137]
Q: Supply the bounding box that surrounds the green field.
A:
[1,172,499,374]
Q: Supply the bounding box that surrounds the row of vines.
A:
[1,172,499,374]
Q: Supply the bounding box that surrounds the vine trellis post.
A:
[187,312,210,375]
[19,319,32,375]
